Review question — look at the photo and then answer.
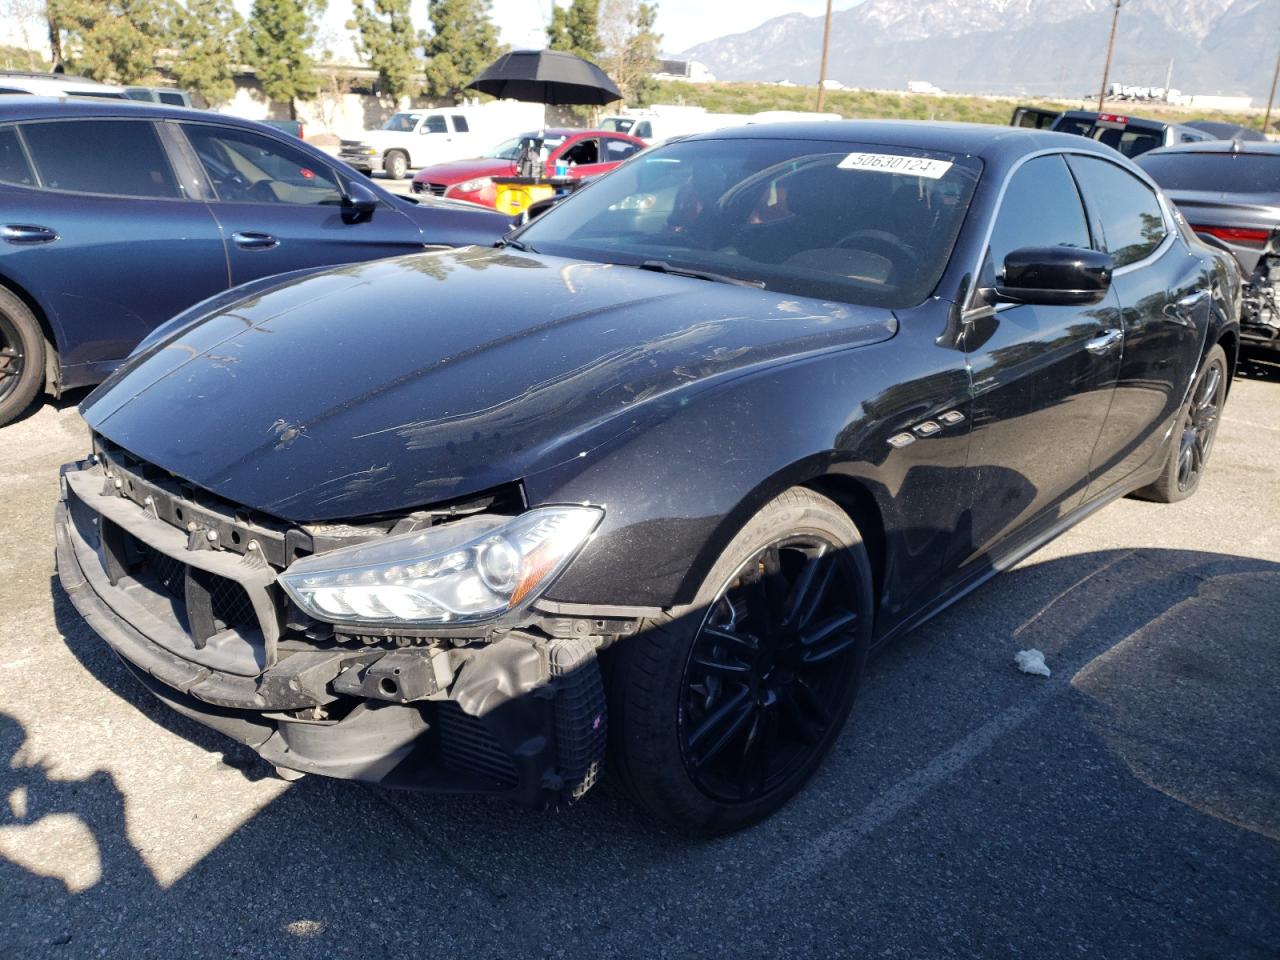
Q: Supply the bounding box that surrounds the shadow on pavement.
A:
[5,546,1277,957]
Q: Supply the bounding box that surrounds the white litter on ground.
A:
[1014,648,1052,678]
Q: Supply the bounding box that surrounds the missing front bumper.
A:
[54,463,607,805]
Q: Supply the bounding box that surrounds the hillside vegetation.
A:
[651,80,1269,132]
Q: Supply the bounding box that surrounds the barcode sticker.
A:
[837,153,954,179]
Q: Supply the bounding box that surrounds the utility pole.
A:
[1097,0,1123,113]
[1264,51,1280,138]
[816,0,834,111]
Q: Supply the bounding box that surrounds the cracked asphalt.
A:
[1,355,1277,959]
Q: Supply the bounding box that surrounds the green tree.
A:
[243,0,326,118]
[421,0,504,103]
[168,0,241,106]
[600,0,659,107]
[51,0,172,83]
[547,0,601,63]
[348,0,418,101]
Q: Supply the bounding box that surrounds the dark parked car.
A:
[1139,141,1280,352]
[0,98,511,425]
[1051,110,1211,158]
[56,122,1240,833]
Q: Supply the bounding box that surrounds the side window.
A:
[158,91,187,106]
[421,114,448,135]
[452,115,469,133]
[603,137,641,162]
[0,126,34,186]
[635,121,652,139]
[21,120,180,198]
[1067,156,1167,268]
[562,138,600,166]
[982,155,1090,287]
[184,124,342,205]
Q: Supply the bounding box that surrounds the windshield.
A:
[383,113,421,133]
[601,117,635,133]
[485,134,569,160]
[517,137,982,309]
[1139,153,1280,195]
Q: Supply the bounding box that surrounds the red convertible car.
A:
[410,128,647,208]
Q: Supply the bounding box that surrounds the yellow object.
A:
[493,180,557,217]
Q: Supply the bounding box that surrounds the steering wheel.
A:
[248,179,279,203]
[834,229,919,277]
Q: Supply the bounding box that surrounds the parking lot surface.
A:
[1,359,1277,959]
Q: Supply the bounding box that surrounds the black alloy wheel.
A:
[1176,352,1225,493]
[0,311,24,405]
[678,536,863,803]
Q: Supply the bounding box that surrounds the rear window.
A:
[21,119,179,198]
[1052,116,1164,158]
[0,126,33,185]
[1138,153,1280,194]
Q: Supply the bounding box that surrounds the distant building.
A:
[820,79,846,91]
[906,80,944,95]
[652,59,716,84]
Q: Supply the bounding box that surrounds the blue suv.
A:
[0,98,512,425]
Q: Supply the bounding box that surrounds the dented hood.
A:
[83,247,895,522]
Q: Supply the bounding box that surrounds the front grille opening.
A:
[133,540,258,639]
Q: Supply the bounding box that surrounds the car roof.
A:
[1140,139,1280,158]
[681,119,1120,162]
[0,95,282,133]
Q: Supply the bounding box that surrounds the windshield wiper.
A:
[639,259,764,288]
[496,236,537,253]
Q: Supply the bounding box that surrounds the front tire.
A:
[609,487,873,833]
[383,151,408,180]
[1133,343,1227,503]
[0,288,45,427]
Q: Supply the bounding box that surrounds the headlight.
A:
[453,177,491,193]
[279,506,602,627]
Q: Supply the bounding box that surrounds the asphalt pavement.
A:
[1,355,1277,959]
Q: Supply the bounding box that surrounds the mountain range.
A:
[677,0,1278,100]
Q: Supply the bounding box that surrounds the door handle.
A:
[1085,328,1123,355]
[2,224,58,245]
[232,231,278,250]
[1163,289,1207,326]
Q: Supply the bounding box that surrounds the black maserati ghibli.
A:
[56,122,1240,833]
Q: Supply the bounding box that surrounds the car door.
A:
[0,117,227,379]
[568,136,641,179]
[961,154,1124,561]
[558,137,602,179]
[178,121,426,286]
[1066,154,1206,499]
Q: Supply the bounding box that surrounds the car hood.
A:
[83,248,896,522]
[413,158,512,183]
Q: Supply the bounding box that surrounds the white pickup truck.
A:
[339,110,480,180]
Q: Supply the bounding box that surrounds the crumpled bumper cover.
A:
[53,459,607,804]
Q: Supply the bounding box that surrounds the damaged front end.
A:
[1240,225,1280,350]
[54,437,633,806]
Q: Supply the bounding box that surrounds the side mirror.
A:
[523,195,564,222]
[985,246,1113,307]
[342,180,379,224]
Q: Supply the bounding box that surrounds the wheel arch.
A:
[671,454,890,615]
[0,269,61,394]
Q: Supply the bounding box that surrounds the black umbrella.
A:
[466,49,622,107]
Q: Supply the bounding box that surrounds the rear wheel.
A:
[610,487,873,833]
[383,151,408,180]
[0,288,44,427]
[1134,343,1227,503]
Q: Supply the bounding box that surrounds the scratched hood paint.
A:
[83,247,895,522]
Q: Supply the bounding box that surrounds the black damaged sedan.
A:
[56,122,1240,833]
